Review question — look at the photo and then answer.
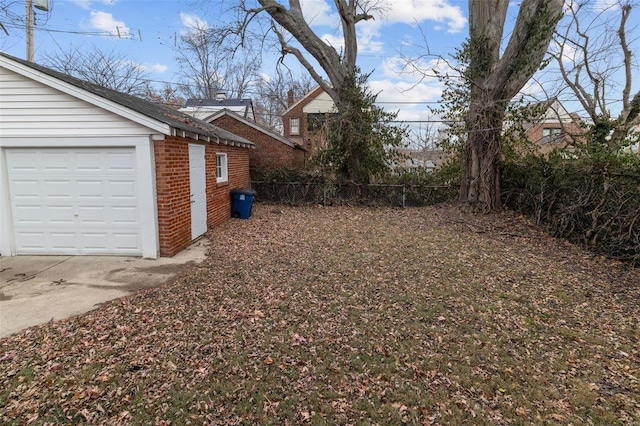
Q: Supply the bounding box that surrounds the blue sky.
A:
[1,0,637,130]
[1,0,472,125]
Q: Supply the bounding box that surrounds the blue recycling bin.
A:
[231,188,256,219]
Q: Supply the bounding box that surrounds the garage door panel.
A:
[77,180,106,198]
[82,233,108,250]
[50,232,77,250]
[111,233,140,251]
[77,205,107,225]
[7,148,142,255]
[7,151,38,172]
[108,180,136,199]
[11,179,40,198]
[111,206,138,224]
[44,179,74,199]
[76,152,103,171]
[107,152,136,173]
[47,205,75,224]
[15,232,47,252]
[43,152,72,171]
[12,205,44,224]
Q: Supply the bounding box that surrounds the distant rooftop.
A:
[184,98,252,108]
[182,96,256,121]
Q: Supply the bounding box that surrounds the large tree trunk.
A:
[461,102,504,212]
[461,0,563,212]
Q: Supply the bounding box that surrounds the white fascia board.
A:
[283,86,324,115]
[0,57,171,135]
[0,135,154,148]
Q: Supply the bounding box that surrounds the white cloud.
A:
[370,78,443,104]
[259,73,273,84]
[592,0,621,12]
[357,20,386,54]
[89,11,129,37]
[369,78,444,124]
[143,63,168,73]
[300,0,466,33]
[519,79,546,98]
[70,0,116,9]
[382,55,454,83]
[381,0,467,33]
[320,33,345,51]
[179,12,209,31]
[300,0,338,26]
[70,0,92,8]
[550,39,583,65]
[316,19,385,55]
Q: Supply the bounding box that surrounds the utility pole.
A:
[26,0,34,62]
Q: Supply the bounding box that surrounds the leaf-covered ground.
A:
[1,204,639,425]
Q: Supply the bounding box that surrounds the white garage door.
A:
[6,148,142,255]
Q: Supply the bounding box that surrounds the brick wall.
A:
[212,115,307,170]
[283,86,325,154]
[525,121,584,155]
[154,136,250,257]
[154,137,191,258]
[205,142,250,228]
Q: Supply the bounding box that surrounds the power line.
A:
[3,22,135,38]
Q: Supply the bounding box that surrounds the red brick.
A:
[212,114,307,171]
[154,136,250,257]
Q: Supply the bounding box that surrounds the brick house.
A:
[282,86,336,155]
[522,99,585,154]
[0,52,253,258]
[206,109,308,171]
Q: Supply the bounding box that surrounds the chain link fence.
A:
[250,180,457,207]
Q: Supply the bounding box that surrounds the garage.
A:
[1,52,254,258]
[6,148,142,255]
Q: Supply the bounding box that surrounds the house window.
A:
[542,127,563,143]
[307,113,326,131]
[290,117,300,135]
[216,153,228,183]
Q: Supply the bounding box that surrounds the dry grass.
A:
[1,204,639,425]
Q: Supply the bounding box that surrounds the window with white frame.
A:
[216,153,228,183]
[542,127,563,143]
[290,117,300,135]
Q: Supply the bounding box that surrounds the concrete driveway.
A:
[0,238,209,338]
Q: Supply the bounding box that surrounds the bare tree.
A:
[232,0,381,109]
[42,45,151,97]
[552,0,640,148]
[0,1,23,39]
[461,0,563,212]
[206,1,401,182]
[253,70,315,131]
[413,119,442,152]
[145,84,185,109]
[176,21,261,100]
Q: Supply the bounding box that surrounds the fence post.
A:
[402,185,406,208]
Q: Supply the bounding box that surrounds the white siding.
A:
[541,100,574,123]
[0,67,156,137]
[303,91,336,114]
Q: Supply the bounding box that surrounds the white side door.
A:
[188,144,207,239]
